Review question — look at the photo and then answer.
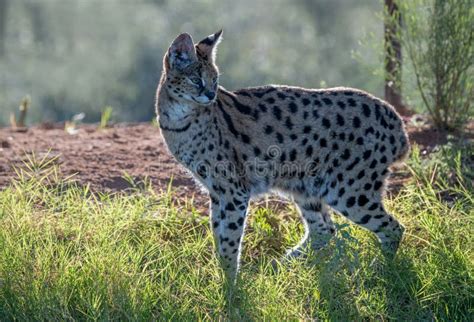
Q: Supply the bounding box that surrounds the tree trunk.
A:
[26,2,49,44]
[0,0,8,57]
[384,0,411,116]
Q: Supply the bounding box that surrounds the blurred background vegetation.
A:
[0,0,384,126]
[0,0,471,129]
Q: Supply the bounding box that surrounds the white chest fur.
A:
[160,99,196,123]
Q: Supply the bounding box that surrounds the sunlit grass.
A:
[0,145,472,320]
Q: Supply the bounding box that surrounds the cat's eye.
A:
[190,77,201,85]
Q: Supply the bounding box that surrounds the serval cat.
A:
[155,30,410,280]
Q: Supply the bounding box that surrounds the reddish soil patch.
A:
[0,123,206,207]
[1,117,472,212]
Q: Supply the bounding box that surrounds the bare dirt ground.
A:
[1,117,472,212]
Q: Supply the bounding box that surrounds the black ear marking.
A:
[196,29,223,62]
[199,37,215,46]
[199,29,223,46]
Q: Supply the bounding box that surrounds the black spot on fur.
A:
[289,102,298,114]
[312,110,320,119]
[358,195,369,206]
[374,181,383,190]
[371,172,378,181]
[338,187,346,197]
[363,150,372,160]
[233,198,243,205]
[320,138,327,148]
[276,132,284,143]
[266,97,275,104]
[389,135,395,144]
[258,103,267,112]
[368,203,378,211]
[374,104,381,119]
[346,197,356,208]
[264,125,273,134]
[322,98,332,105]
[346,157,360,171]
[241,134,251,144]
[285,117,294,130]
[336,114,345,126]
[337,173,344,181]
[368,160,377,170]
[290,149,297,161]
[226,203,236,211]
[358,215,371,224]
[322,118,331,129]
[302,98,310,106]
[273,106,282,120]
[365,126,375,135]
[362,104,371,117]
[353,117,361,128]
[391,146,397,156]
[337,101,346,109]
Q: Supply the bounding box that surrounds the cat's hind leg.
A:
[286,199,336,259]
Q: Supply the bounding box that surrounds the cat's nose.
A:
[205,91,216,100]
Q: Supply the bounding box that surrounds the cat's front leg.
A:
[209,192,249,281]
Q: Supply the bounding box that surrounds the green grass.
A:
[0,144,472,321]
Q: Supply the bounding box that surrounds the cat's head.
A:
[162,30,222,105]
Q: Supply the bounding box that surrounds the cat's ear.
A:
[168,33,197,70]
[196,29,223,62]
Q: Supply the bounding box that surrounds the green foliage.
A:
[100,106,113,129]
[0,147,472,320]
[400,0,474,130]
[9,95,30,128]
[0,0,382,126]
